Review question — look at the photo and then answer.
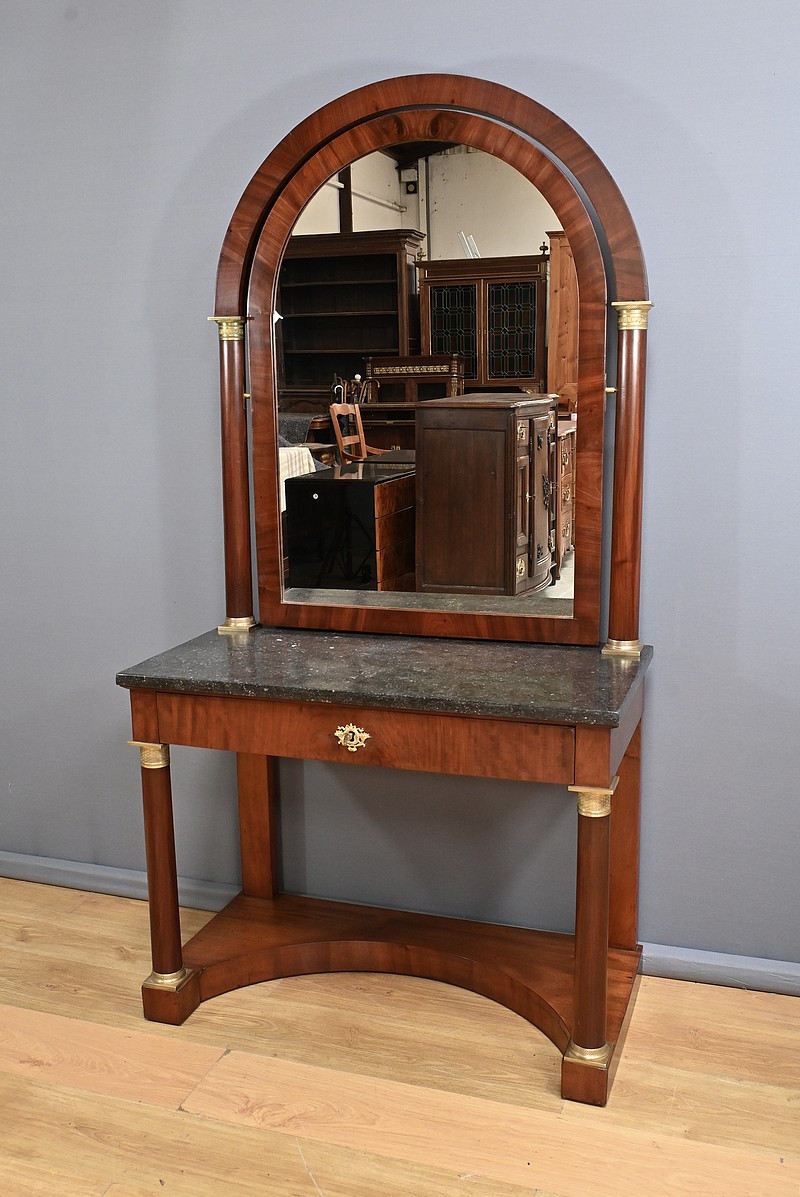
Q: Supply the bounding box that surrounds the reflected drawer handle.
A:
[334,723,371,752]
[561,448,570,467]
[562,485,571,503]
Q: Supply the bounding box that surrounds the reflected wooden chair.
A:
[330,402,388,463]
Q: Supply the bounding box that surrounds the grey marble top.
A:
[117,626,652,727]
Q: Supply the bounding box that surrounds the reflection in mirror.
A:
[275,145,579,617]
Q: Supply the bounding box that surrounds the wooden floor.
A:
[1,878,798,1196]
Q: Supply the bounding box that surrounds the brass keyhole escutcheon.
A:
[334,723,370,752]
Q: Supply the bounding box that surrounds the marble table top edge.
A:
[116,627,652,728]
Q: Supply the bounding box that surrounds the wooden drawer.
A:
[374,507,414,554]
[559,504,574,551]
[375,537,414,586]
[155,692,575,785]
[374,472,414,517]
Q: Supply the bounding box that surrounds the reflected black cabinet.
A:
[415,394,556,596]
[418,255,548,392]
[285,461,416,591]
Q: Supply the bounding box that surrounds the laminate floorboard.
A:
[0,878,797,1196]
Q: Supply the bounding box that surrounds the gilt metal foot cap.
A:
[601,638,643,659]
[564,1039,613,1068]
[217,616,256,635]
[143,967,192,991]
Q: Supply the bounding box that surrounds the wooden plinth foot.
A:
[560,970,642,1105]
[141,967,201,1025]
[561,1049,611,1105]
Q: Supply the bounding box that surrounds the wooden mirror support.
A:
[118,75,653,1107]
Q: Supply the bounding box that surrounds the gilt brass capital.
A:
[208,315,246,341]
[217,615,256,635]
[564,1039,613,1068]
[568,776,619,818]
[611,300,653,331]
[602,638,644,659]
[129,741,170,770]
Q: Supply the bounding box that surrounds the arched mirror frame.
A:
[210,75,650,650]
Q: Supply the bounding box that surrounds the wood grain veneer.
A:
[154,692,576,785]
[178,893,641,1062]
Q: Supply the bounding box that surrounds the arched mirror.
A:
[277,147,577,615]
[211,75,650,648]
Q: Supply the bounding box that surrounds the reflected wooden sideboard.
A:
[415,394,556,596]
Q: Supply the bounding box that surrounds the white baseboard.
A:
[640,941,800,997]
[0,851,237,912]
[2,852,798,996]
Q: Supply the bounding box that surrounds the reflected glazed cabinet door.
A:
[418,256,548,392]
[415,393,556,595]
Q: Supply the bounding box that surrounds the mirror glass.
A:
[274,145,578,618]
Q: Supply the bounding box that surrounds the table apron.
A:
[154,691,576,784]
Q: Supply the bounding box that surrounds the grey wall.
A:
[2,1,799,970]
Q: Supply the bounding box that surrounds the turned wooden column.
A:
[566,778,618,1064]
[208,315,255,635]
[131,741,185,978]
[605,301,652,658]
[131,741,200,1023]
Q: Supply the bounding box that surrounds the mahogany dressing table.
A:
[117,75,653,1107]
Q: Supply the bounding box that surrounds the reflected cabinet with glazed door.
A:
[118,73,654,1107]
[418,255,548,393]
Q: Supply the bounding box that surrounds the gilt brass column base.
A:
[561,1039,615,1105]
[143,967,191,990]
[141,967,201,1025]
[602,638,644,659]
[218,616,256,635]
[564,1039,613,1068]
